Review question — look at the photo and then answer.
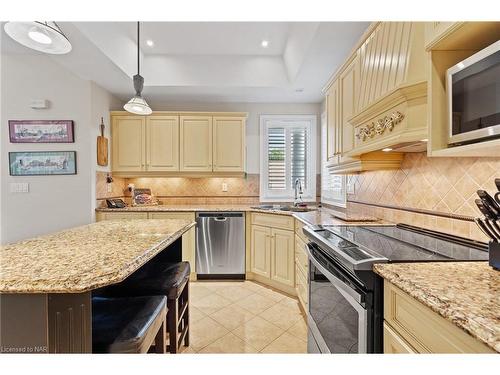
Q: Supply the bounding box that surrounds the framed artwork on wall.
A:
[9,120,74,143]
[9,151,77,176]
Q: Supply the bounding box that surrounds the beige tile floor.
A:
[181,280,307,354]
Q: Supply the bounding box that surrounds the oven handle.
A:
[305,243,365,307]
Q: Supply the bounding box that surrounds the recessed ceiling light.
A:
[261,40,269,48]
[146,39,154,47]
[382,148,393,152]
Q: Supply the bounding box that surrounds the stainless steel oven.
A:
[447,40,500,145]
[306,243,371,354]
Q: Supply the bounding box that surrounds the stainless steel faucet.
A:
[294,178,303,207]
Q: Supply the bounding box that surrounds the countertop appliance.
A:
[447,39,500,145]
[303,223,489,354]
[196,212,245,279]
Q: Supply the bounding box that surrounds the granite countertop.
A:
[374,262,500,353]
[0,219,195,294]
[293,207,385,226]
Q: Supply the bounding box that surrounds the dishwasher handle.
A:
[197,212,244,218]
[214,217,228,222]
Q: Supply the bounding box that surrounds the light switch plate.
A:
[222,182,228,192]
[10,182,29,193]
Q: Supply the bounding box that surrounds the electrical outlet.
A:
[10,182,29,193]
[222,182,228,192]
[107,184,113,193]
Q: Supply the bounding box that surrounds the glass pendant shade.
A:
[4,22,72,54]
[123,95,153,115]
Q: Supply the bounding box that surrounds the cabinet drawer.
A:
[98,212,148,221]
[295,265,308,308]
[251,213,294,230]
[148,212,195,220]
[384,281,494,353]
[383,322,416,353]
[294,219,308,243]
[295,235,308,273]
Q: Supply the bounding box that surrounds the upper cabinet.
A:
[111,115,146,172]
[111,112,247,176]
[212,116,246,172]
[146,116,179,171]
[180,115,213,172]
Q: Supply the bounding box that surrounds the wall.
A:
[347,152,500,242]
[1,54,121,244]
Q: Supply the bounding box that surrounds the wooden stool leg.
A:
[183,281,189,347]
[154,319,166,354]
[167,298,178,354]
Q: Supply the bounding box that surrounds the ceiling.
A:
[1,22,369,103]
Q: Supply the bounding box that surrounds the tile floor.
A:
[181,280,307,354]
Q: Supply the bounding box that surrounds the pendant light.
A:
[123,22,152,115]
[3,22,72,54]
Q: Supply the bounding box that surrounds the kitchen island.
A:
[0,219,195,353]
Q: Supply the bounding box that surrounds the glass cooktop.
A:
[317,225,489,263]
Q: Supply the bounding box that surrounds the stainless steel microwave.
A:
[447,40,500,145]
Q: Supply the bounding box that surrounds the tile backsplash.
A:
[347,152,500,242]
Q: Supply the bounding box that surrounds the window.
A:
[260,115,316,202]
[320,112,346,207]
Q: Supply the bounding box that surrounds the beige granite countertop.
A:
[293,207,385,226]
[0,219,195,294]
[374,262,500,353]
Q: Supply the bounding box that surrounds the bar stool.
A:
[92,296,167,354]
[100,261,190,354]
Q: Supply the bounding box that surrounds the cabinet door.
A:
[338,56,359,162]
[213,117,246,172]
[180,116,213,171]
[270,228,295,287]
[326,81,340,165]
[383,323,416,353]
[146,116,179,171]
[149,212,195,275]
[251,225,271,278]
[112,116,145,172]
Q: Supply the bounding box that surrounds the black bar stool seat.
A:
[92,296,167,354]
[100,261,191,354]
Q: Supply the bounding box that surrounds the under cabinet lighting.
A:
[382,148,393,152]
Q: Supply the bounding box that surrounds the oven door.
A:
[306,243,369,354]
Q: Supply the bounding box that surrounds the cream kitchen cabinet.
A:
[294,220,309,313]
[325,81,340,164]
[180,115,213,172]
[212,116,246,172]
[112,115,179,173]
[111,116,146,172]
[146,116,179,171]
[383,281,494,353]
[249,213,296,294]
[424,22,464,51]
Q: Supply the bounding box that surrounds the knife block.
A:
[489,241,500,270]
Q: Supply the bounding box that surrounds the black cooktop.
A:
[319,225,489,263]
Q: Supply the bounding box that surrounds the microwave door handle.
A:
[305,244,364,308]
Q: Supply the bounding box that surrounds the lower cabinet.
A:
[294,233,308,313]
[249,219,295,294]
[95,211,196,279]
[383,281,494,353]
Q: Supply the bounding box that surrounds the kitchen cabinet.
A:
[325,81,339,164]
[294,223,308,313]
[424,22,464,51]
[250,225,271,278]
[249,213,296,294]
[95,211,196,279]
[213,116,246,172]
[111,111,247,176]
[383,281,494,353]
[111,116,146,172]
[146,116,179,171]
[180,115,213,172]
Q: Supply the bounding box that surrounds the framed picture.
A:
[9,120,74,143]
[9,151,77,176]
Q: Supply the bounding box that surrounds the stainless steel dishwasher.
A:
[195,212,245,279]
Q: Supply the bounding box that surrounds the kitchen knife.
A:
[477,190,500,218]
[495,178,500,205]
[475,199,497,220]
[490,219,500,238]
[474,218,497,242]
[483,218,500,241]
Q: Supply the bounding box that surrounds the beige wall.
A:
[347,152,499,242]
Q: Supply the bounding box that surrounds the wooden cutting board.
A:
[97,117,108,166]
